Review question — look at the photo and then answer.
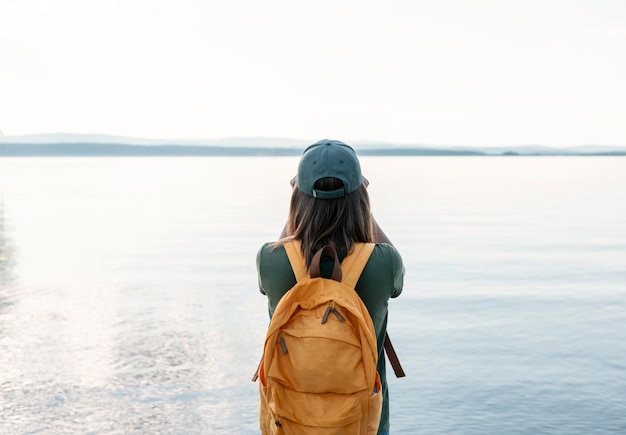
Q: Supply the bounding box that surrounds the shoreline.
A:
[1,143,625,157]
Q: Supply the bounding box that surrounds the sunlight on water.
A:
[1,156,625,434]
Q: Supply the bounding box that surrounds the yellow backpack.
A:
[254,241,382,434]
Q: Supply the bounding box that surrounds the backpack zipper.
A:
[321,301,346,324]
[278,332,288,355]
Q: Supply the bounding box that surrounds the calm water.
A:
[1,156,625,434]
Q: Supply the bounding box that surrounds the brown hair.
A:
[280,177,373,268]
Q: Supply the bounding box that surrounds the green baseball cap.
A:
[296,139,363,199]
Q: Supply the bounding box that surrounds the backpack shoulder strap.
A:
[284,240,308,282]
[385,334,406,378]
[341,243,375,288]
[284,241,375,286]
[253,240,304,383]
[342,242,407,378]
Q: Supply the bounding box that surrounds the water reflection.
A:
[1,157,624,434]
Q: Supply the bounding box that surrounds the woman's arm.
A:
[372,216,405,275]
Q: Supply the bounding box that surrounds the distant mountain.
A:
[0,143,303,157]
[1,134,625,156]
[0,133,311,148]
[559,145,626,154]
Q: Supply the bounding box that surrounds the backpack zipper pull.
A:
[331,306,345,322]
[322,301,345,323]
[278,333,288,355]
[322,307,331,324]
[322,301,333,324]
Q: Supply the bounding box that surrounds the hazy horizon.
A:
[1,132,625,152]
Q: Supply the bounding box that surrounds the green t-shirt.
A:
[256,242,404,434]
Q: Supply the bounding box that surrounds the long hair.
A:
[280,177,373,268]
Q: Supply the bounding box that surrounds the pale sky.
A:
[1,0,625,146]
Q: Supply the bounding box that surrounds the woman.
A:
[256,139,404,435]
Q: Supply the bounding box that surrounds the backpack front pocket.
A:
[268,383,363,433]
[268,326,367,394]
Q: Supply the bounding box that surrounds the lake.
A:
[1,156,625,434]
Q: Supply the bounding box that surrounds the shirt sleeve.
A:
[256,244,267,295]
[389,245,404,298]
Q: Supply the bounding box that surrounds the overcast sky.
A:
[1,0,625,146]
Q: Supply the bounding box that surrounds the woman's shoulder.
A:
[258,241,279,255]
[257,242,291,271]
[371,243,403,264]
[257,242,297,297]
[259,241,402,267]
[257,241,285,259]
[368,243,404,297]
